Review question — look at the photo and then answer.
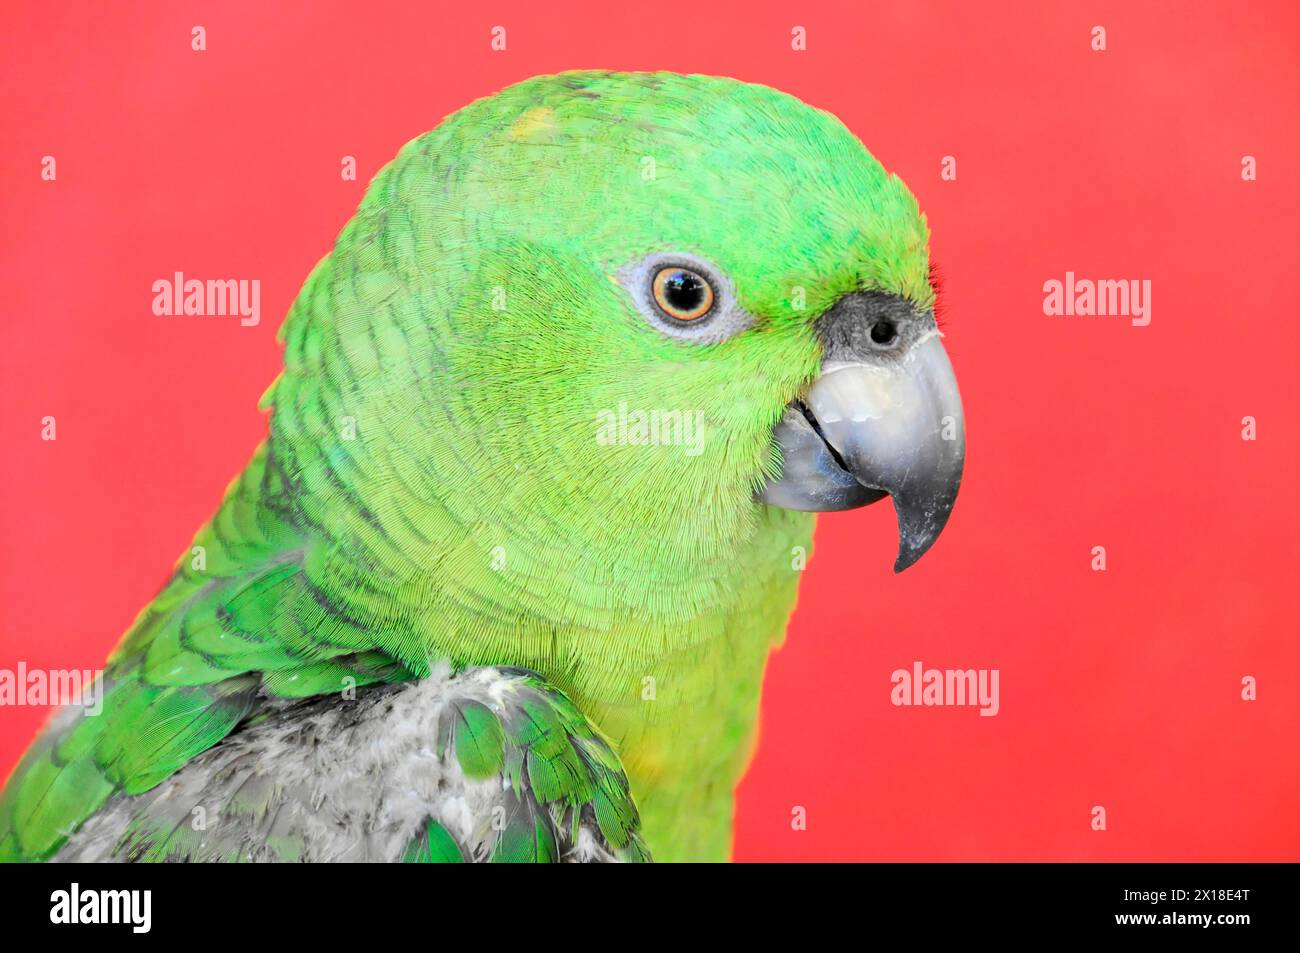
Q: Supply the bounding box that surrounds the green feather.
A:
[452,700,506,780]
[403,821,466,863]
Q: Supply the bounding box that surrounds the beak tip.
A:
[892,548,923,574]
[891,509,953,573]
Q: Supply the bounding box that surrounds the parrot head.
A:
[312,71,963,580]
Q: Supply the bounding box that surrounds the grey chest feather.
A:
[55,665,641,863]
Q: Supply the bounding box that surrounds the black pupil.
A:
[871,320,897,345]
[663,271,706,313]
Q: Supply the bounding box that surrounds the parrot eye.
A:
[618,251,753,343]
[652,267,715,322]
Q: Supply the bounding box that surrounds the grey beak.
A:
[758,308,965,572]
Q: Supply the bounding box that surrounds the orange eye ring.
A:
[652,267,715,321]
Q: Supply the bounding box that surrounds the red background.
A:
[1,1,1297,860]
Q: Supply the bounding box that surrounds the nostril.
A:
[870,320,897,345]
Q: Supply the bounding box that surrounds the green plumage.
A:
[0,70,931,862]
[404,822,465,863]
[450,700,506,779]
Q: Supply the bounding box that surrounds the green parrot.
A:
[0,70,963,863]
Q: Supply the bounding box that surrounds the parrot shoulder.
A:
[51,664,651,863]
